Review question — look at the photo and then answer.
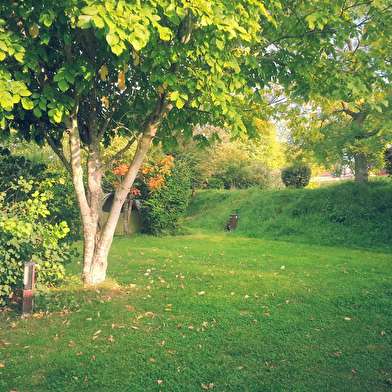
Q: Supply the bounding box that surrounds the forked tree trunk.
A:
[86,129,157,284]
[66,99,172,284]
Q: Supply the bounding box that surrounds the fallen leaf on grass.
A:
[331,351,342,355]
[382,331,386,335]
[157,380,163,385]
[238,366,244,370]
[201,383,214,389]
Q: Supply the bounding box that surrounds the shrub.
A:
[281,165,312,188]
[0,147,82,240]
[207,177,226,189]
[0,181,75,306]
[141,159,192,235]
[38,174,82,241]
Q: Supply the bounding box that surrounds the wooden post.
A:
[229,214,239,230]
[22,262,35,313]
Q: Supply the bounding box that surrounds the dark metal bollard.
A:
[229,214,239,230]
[22,262,35,313]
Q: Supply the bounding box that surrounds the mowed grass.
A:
[1,232,391,391]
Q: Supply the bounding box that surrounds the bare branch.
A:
[98,76,137,140]
[44,132,72,175]
[102,136,137,170]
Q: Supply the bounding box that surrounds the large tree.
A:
[287,95,392,182]
[1,0,386,283]
[277,2,392,182]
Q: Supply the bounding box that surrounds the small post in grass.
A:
[22,262,35,313]
[229,214,239,230]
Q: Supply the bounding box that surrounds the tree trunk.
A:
[354,152,368,183]
[63,91,174,285]
[86,130,157,284]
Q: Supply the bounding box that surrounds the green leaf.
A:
[157,26,172,41]
[21,97,34,110]
[112,44,124,56]
[93,15,105,29]
[58,79,69,92]
[14,52,24,62]
[33,106,42,117]
[78,15,92,29]
[170,90,179,101]
[81,6,99,16]
[176,98,185,109]
[106,32,119,46]
[40,13,53,27]
[12,94,21,104]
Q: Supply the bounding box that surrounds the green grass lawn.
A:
[1,231,391,391]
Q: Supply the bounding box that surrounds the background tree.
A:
[277,2,392,183]
[176,121,286,190]
[287,96,392,182]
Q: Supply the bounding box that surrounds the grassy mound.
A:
[185,179,392,250]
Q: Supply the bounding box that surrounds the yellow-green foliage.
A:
[0,182,74,305]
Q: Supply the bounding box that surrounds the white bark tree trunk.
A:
[87,126,159,284]
[52,100,183,282]
[67,97,174,285]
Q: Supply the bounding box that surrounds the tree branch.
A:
[44,132,72,175]
[102,136,137,170]
[98,76,137,141]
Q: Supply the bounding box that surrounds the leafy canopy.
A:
[0,0,281,149]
